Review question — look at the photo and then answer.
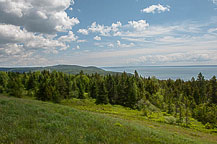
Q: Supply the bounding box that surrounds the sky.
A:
[0,0,217,67]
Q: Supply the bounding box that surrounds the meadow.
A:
[1,95,217,144]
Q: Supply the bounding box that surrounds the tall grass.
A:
[0,96,216,144]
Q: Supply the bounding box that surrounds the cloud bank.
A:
[0,0,79,66]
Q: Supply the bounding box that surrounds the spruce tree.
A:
[128,79,138,108]
[89,80,98,99]
[78,83,85,99]
[210,76,217,104]
[96,81,109,104]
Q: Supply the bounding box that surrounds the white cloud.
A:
[58,31,78,42]
[0,0,79,34]
[77,39,87,43]
[108,43,114,48]
[117,40,135,48]
[0,0,80,65]
[129,52,216,65]
[127,20,149,31]
[88,22,112,36]
[208,28,217,33]
[141,4,170,14]
[121,37,146,42]
[0,43,23,56]
[111,21,122,32]
[78,21,122,36]
[77,29,89,35]
[59,45,70,51]
[94,36,101,41]
[0,24,66,51]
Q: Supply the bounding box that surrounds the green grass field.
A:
[0,95,217,144]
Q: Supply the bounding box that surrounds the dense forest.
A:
[0,70,216,128]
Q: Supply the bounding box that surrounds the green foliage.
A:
[96,81,109,104]
[205,123,213,129]
[0,70,216,130]
[209,76,217,104]
[2,96,217,144]
[0,71,9,93]
[1,96,213,144]
[7,75,24,98]
[165,116,177,124]
[0,65,122,75]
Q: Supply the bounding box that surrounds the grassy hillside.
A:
[0,95,217,144]
[0,65,120,75]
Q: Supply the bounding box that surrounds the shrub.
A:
[205,122,213,129]
[143,108,149,117]
[165,116,176,124]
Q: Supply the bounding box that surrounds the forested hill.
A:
[0,65,119,75]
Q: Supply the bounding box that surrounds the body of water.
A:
[102,66,217,81]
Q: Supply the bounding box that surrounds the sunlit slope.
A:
[0,96,215,144]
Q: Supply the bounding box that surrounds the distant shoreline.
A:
[102,65,217,69]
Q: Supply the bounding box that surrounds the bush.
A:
[165,116,176,124]
[205,122,213,129]
[143,108,149,117]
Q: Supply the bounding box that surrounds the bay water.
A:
[102,66,217,81]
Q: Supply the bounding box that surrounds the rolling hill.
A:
[0,65,120,75]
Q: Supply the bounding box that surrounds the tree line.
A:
[0,70,216,128]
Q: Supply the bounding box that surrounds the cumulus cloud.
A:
[0,24,66,54]
[78,20,149,37]
[0,0,80,65]
[0,0,79,34]
[58,31,78,42]
[141,4,170,14]
[78,21,122,36]
[88,22,113,36]
[77,29,89,35]
[94,36,101,41]
[127,20,149,31]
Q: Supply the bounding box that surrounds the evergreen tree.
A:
[89,80,98,99]
[209,76,217,104]
[0,72,9,93]
[197,73,206,103]
[106,75,118,104]
[96,81,109,104]
[27,74,37,90]
[7,76,24,98]
[78,83,85,99]
[127,79,138,108]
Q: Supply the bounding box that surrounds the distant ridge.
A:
[0,65,121,75]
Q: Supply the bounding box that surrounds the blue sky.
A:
[0,0,217,66]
